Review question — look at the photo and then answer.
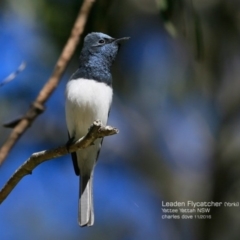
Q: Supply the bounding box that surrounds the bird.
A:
[65,32,129,227]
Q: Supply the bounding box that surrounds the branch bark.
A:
[0,0,95,166]
[0,120,118,205]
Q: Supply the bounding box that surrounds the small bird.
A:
[65,32,129,227]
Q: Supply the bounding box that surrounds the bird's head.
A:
[81,32,129,64]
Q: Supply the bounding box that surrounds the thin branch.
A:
[0,120,119,204]
[0,0,95,166]
[0,62,26,87]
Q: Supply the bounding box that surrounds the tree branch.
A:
[0,0,96,166]
[0,120,118,205]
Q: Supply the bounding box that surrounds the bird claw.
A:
[93,119,102,126]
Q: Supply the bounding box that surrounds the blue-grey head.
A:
[82,32,129,65]
[73,32,129,85]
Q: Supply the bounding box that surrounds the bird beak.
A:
[114,37,130,44]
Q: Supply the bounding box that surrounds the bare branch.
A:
[0,62,26,87]
[0,120,119,204]
[0,0,96,166]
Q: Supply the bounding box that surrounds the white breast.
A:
[65,78,113,139]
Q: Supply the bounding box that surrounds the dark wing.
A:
[95,138,103,163]
[95,108,111,162]
[67,132,80,176]
[71,151,80,176]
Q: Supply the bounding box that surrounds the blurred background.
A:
[0,0,240,239]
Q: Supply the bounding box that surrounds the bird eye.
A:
[98,39,105,44]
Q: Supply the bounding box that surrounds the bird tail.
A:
[79,173,94,227]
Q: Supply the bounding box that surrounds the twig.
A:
[0,120,119,204]
[0,0,95,166]
[0,62,26,87]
